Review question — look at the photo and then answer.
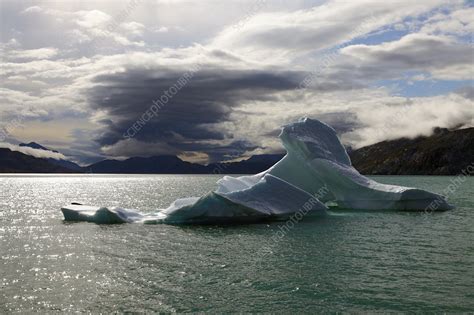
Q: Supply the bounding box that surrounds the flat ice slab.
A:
[61,118,453,224]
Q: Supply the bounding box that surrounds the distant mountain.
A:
[0,148,78,173]
[349,127,474,175]
[86,154,285,174]
[87,155,208,174]
[19,142,82,171]
[48,158,83,172]
[208,154,284,174]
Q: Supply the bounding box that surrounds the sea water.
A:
[1,174,473,312]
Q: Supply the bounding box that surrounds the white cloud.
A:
[121,21,145,36]
[421,6,474,36]
[7,47,58,61]
[21,6,43,14]
[69,10,145,47]
[0,142,67,160]
[344,92,474,148]
[211,0,448,63]
[75,10,112,28]
[153,26,169,33]
[15,5,146,48]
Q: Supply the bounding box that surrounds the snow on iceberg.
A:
[61,118,453,224]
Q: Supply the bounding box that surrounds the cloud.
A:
[2,0,472,164]
[121,21,145,36]
[342,91,474,148]
[6,47,58,61]
[0,142,67,160]
[21,6,43,14]
[43,129,106,165]
[215,86,474,154]
[153,26,169,33]
[341,33,473,80]
[72,9,145,47]
[455,85,474,100]
[420,6,474,36]
[75,10,112,28]
[15,5,146,49]
[211,0,448,62]
[85,48,306,162]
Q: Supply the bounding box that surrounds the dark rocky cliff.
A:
[349,128,473,175]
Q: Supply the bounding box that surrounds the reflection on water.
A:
[1,175,473,312]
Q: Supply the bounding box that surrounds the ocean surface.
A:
[1,174,473,313]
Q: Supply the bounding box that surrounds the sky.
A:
[0,0,473,165]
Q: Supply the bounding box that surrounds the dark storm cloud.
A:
[87,65,307,159]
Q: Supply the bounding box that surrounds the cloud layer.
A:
[0,0,472,163]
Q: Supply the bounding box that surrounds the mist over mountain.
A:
[19,142,58,153]
[0,148,77,173]
[349,127,474,175]
[18,142,83,171]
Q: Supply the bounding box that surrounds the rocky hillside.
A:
[349,127,474,175]
[0,148,78,173]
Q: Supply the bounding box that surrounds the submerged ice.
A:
[61,118,453,224]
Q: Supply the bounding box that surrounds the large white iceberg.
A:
[61,118,453,224]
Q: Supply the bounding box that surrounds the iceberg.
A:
[61,118,453,224]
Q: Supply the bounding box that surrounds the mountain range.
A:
[86,154,284,174]
[1,128,472,175]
